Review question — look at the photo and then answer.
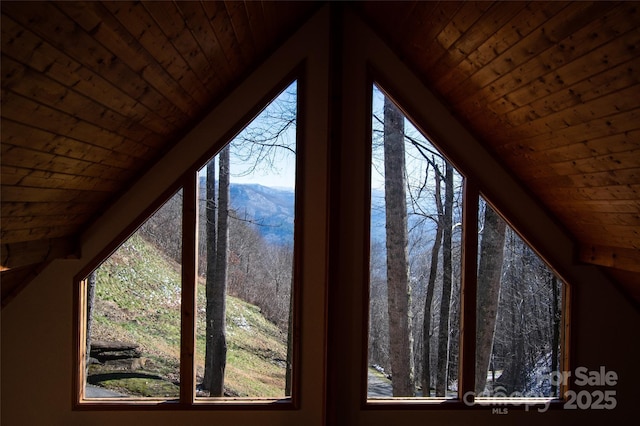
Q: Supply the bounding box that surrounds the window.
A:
[366,85,567,405]
[195,82,297,399]
[80,190,183,399]
[368,85,463,399]
[77,81,299,404]
[475,198,565,401]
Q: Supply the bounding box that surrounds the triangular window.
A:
[78,80,299,403]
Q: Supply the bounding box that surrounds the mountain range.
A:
[204,182,433,247]
[228,183,296,246]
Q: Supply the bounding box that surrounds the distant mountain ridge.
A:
[198,178,296,246]
[229,183,296,246]
[199,181,430,247]
[229,184,391,245]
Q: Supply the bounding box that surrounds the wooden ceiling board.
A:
[428,1,527,84]
[396,1,463,71]
[0,147,135,190]
[487,36,640,136]
[2,200,101,218]
[503,59,640,129]
[439,1,574,103]
[1,84,148,149]
[2,2,192,127]
[2,59,165,151]
[1,119,148,170]
[457,3,623,125]
[223,0,258,68]
[1,222,86,245]
[143,1,223,97]
[2,212,93,234]
[2,166,124,193]
[74,1,213,110]
[200,0,248,73]
[174,1,230,89]
[0,16,176,137]
[243,1,269,55]
[435,1,571,94]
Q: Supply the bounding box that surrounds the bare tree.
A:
[138,191,183,262]
[421,165,443,396]
[85,271,97,376]
[435,163,454,396]
[202,157,217,392]
[475,204,507,394]
[383,97,415,396]
[203,145,230,395]
[369,240,390,371]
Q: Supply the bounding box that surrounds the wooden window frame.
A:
[73,74,305,410]
[361,78,572,410]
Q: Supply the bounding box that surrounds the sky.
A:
[199,82,458,193]
[198,81,298,190]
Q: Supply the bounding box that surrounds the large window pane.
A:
[195,82,297,398]
[475,198,564,400]
[368,85,463,399]
[83,189,183,399]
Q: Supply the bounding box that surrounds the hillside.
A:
[88,232,288,398]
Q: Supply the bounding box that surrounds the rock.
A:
[90,340,142,362]
[103,357,147,371]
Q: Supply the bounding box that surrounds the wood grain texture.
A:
[358,0,640,297]
[2,0,639,300]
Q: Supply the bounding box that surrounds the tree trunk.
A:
[475,205,506,394]
[285,273,294,396]
[203,157,217,391]
[421,168,443,397]
[85,271,96,376]
[203,146,231,395]
[435,163,454,396]
[383,97,414,396]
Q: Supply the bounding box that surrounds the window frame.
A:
[361,77,572,410]
[73,73,306,410]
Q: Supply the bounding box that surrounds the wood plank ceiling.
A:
[357,1,640,303]
[0,0,322,303]
[2,1,639,306]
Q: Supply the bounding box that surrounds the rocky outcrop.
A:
[89,340,146,370]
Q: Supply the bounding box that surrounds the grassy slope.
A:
[90,233,287,398]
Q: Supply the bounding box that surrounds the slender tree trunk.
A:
[204,146,231,395]
[85,271,97,376]
[285,272,294,396]
[421,169,443,396]
[203,157,217,391]
[510,296,526,393]
[435,164,454,396]
[383,97,414,396]
[475,205,506,394]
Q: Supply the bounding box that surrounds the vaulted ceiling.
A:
[2,1,639,307]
